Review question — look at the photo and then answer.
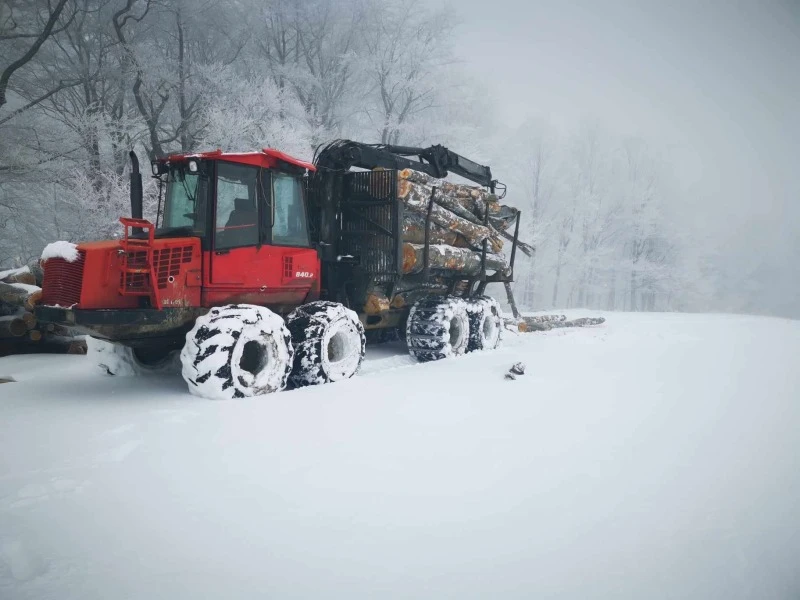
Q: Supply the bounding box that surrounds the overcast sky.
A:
[449,0,799,254]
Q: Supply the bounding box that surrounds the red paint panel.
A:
[205,246,320,309]
[162,150,315,172]
[49,238,202,309]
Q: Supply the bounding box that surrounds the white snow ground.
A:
[0,312,799,599]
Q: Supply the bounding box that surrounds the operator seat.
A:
[221,197,258,247]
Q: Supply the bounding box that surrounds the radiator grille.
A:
[283,255,294,280]
[41,252,86,307]
[153,246,193,288]
[341,170,402,283]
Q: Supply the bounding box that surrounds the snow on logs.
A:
[397,176,504,253]
[402,243,508,276]
[394,168,522,272]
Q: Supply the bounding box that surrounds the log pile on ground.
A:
[505,314,607,332]
[0,265,87,357]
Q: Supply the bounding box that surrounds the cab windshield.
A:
[160,165,206,235]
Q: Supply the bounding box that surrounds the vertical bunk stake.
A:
[423,186,436,283]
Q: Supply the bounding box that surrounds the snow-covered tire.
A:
[406,296,470,362]
[286,301,366,387]
[92,339,180,376]
[466,295,503,352]
[180,304,293,399]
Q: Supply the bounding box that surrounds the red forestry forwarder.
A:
[35,140,523,399]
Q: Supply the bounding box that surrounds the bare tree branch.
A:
[0,0,72,109]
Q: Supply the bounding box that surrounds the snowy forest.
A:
[0,0,792,317]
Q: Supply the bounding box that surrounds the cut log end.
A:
[364,292,390,315]
[0,317,27,338]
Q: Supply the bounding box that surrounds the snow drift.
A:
[0,312,798,599]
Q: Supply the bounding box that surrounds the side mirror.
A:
[151,160,168,176]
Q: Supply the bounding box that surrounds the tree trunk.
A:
[552,253,563,308]
[607,267,617,311]
[401,243,507,276]
[1,269,35,285]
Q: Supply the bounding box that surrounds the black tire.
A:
[466,295,503,352]
[286,301,366,387]
[180,304,293,399]
[406,296,470,362]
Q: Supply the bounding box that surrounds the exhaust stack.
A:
[129,151,143,221]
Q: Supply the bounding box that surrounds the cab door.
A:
[206,162,318,308]
[266,171,320,305]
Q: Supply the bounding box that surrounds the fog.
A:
[1,3,799,599]
[450,0,800,317]
[0,0,797,316]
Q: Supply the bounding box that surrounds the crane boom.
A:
[314,139,499,190]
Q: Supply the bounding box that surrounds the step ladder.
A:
[118,217,161,309]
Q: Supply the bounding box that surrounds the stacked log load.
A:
[0,264,87,357]
[364,169,533,313]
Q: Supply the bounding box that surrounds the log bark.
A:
[402,243,507,276]
[1,269,36,285]
[28,262,44,286]
[398,168,517,231]
[364,292,390,315]
[0,282,30,314]
[402,213,464,246]
[21,311,36,330]
[509,315,606,332]
[24,289,42,311]
[397,179,503,251]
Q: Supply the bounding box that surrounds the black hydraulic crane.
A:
[314,139,505,195]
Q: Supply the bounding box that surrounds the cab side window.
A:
[272,173,309,247]
[216,163,259,249]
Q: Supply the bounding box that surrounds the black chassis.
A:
[35,305,203,349]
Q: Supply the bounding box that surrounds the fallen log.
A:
[402,243,507,276]
[0,316,27,337]
[28,262,44,286]
[21,311,36,330]
[1,268,36,285]
[0,282,41,315]
[0,282,30,315]
[363,292,391,315]
[508,315,606,332]
[24,289,42,311]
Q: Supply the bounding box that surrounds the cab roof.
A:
[162,148,316,172]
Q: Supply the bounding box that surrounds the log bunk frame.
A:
[309,140,522,320]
